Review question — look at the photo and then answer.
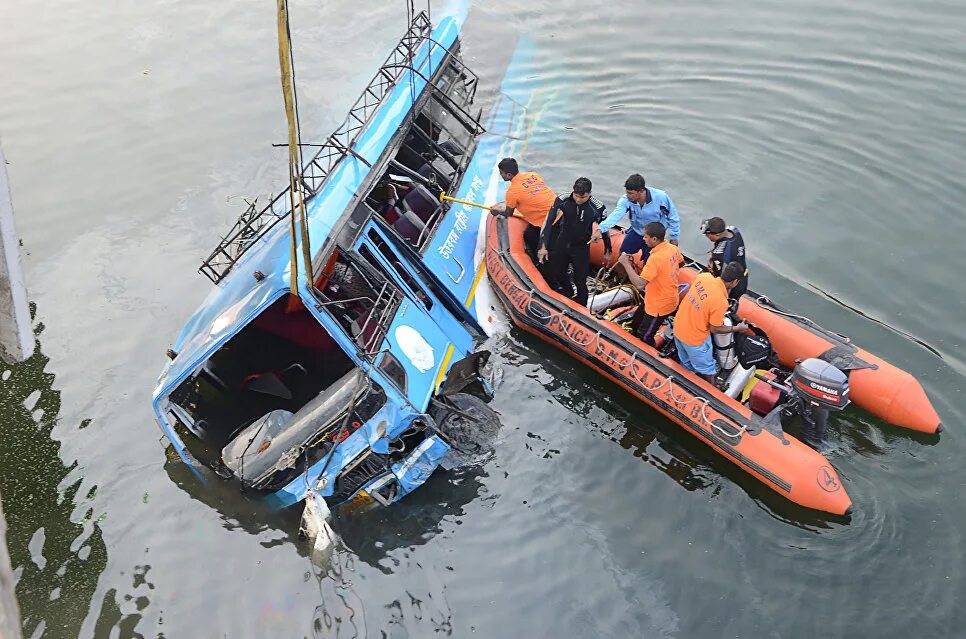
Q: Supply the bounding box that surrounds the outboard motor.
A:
[786,358,850,449]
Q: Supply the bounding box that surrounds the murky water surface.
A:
[2,0,965,636]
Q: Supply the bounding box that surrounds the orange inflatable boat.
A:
[486,216,942,515]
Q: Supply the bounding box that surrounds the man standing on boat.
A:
[536,177,612,306]
[590,173,680,262]
[490,158,557,265]
[702,216,749,299]
[616,222,683,346]
[673,262,748,384]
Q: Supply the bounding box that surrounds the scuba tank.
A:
[588,285,637,314]
[713,316,739,371]
[714,316,757,399]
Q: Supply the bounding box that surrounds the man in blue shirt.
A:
[590,173,680,263]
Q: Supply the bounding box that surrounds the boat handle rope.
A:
[503,278,588,343]
[754,295,851,343]
[558,316,601,349]
[504,279,531,299]
[507,276,603,350]
[710,414,748,442]
[600,347,633,370]
[666,377,746,439]
[496,248,746,442]
[600,327,747,441]
[503,279,544,320]
[629,372,746,442]
[664,377,717,432]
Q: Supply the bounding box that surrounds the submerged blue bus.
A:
[152,3,540,518]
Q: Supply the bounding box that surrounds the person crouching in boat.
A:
[490,158,557,268]
[615,222,684,346]
[535,177,612,306]
[702,216,749,299]
[590,173,680,263]
[674,262,749,384]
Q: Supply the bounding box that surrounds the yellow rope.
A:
[277,0,313,294]
[296,183,313,289]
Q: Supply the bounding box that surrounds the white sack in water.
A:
[301,490,336,560]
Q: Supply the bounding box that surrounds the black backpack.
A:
[734,326,773,369]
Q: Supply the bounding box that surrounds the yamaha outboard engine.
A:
[786,358,850,449]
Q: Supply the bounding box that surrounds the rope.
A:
[285,4,305,173]
[493,243,747,441]
[405,0,418,131]
[503,275,604,351]
[626,360,653,386]
[755,295,850,343]
[625,366,746,440]
[504,279,533,303]
[503,269,685,412]
[503,278,601,349]
[600,348,633,370]
[504,280,551,322]
[291,26,313,296]
[277,0,299,298]
[425,0,433,94]
[276,0,313,296]
[664,376,747,439]
[559,321,600,349]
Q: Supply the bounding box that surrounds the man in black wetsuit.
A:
[536,177,612,306]
[702,216,749,300]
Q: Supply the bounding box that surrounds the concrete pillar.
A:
[0,142,27,637]
[0,496,21,639]
[0,144,32,365]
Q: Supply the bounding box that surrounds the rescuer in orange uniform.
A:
[616,221,683,346]
[673,261,748,384]
[489,158,557,265]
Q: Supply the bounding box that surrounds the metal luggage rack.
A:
[199,10,483,284]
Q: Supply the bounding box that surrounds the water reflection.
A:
[337,468,487,572]
[163,452,298,540]
[292,481,475,639]
[618,427,714,493]
[165,450,482,637]
[163,447,487,570]
[831,409,941,454]
[0,306,108,638]
[521,337,854,531]
[525,337,720,486]
[90,564,157,639]
[304,542,460,639]
[543,364,718,493]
